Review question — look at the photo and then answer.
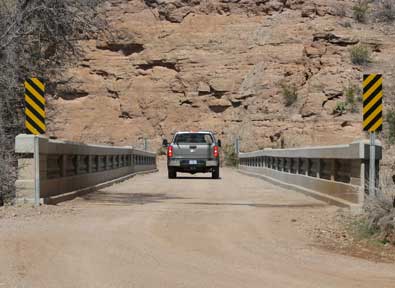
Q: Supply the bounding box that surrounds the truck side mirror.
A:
[218,139,222,147]
[162,139,168,147]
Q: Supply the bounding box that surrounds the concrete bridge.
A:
[14,134,381,209]
[1,134,393,287]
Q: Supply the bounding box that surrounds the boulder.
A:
[197,82,211,94]
[208,98,232,113]
[299,93,326,118]
[209,79,233,92]
[304,44,326,58]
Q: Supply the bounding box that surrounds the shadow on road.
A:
[186,202,328,209]
[172,176,222,180]
[81,192,185,205]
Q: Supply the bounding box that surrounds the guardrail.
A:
[238,140,382,208]
[15,134,157,204]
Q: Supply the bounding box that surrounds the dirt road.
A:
[1,164,394,288]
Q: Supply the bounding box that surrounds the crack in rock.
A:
[313,32,359,46]
[97,43,145,56]
[136,60,179,72]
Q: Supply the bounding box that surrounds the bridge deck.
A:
[0,162,394,287]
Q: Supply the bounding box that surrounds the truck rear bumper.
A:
[168,159,218,167]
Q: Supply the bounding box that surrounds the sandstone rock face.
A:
[47,0,395,153]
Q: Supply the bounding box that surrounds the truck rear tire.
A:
[212,166,219,179]
[168,168,176,179]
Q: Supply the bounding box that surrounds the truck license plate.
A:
[189,160,197,165]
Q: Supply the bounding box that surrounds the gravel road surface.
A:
[0,164,394,287]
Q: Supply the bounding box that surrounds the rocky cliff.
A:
[47,0,395,152]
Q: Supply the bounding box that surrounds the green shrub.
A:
[344,83,360,113]
[223,144,239,167]
[353,0,370,23]
[352,218,379,240]
[350,45,371,66]
[377,0,395,22]
[341,21,352,28]
[279,82,298,107]
[387,110,395,144]
[333,101,347,115]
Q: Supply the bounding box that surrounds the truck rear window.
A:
[174,133,213,144]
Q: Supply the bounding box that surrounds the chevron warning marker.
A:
[24,78,46,135]
[363,74,383,132]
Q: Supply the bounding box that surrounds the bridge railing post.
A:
[296,158,301,174]
[316,159,321,179]
[330,159,336,181]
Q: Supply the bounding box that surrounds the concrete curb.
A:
[44,169,159,205]
[238,169,363,212]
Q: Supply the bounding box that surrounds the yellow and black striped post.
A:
[24,78,46,135]
[363,74,383,132]
[363,74,383,197]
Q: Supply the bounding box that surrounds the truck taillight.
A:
[167,145,173,157]
[213,145,219,158]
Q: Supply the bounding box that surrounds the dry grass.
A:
[364,202,395,244]
[364,173,395,245]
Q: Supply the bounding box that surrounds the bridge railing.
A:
[15,134,157,204]
[238,140,382,208]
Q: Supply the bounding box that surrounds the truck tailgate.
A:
[172,144,213,159]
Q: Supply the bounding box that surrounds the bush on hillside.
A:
[333,101,347,115]
[387,110,395,144]
[341,21,353,28]
[279,82,298,107]
[376,0,395,22]
[350,45,371,66]
[344,83,360,113]
[353,0,370,23]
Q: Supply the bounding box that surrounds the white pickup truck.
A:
[162,131,221,179]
